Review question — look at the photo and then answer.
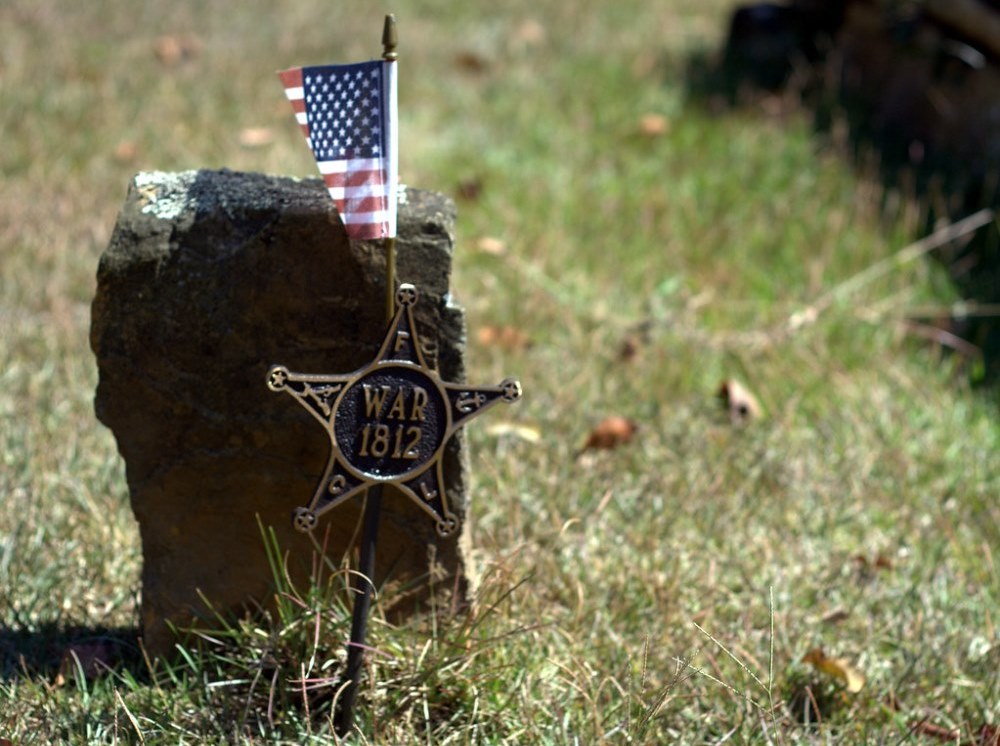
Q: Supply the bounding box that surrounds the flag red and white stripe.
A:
[279,60,397,239]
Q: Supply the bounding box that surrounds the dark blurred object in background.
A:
[722,1,846,91]
[710,0,1000,384]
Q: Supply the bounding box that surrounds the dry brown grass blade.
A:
[787,208,995,331]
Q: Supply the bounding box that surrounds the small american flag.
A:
[279,60,397,239]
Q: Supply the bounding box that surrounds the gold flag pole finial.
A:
[382,13,398,61]
[382,13,397,323]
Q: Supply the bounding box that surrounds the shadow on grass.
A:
[0,622,146,683]
[682,2,1000,386]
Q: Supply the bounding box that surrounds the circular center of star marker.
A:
[333,363,449,481]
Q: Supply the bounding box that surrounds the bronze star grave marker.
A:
[267,283,521,536]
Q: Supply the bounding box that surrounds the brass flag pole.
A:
[382,13,398,323]
[335,15,397,737]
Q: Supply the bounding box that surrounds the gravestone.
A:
[90,169,472,655]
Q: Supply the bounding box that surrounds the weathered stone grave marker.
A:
[90,169,476,656]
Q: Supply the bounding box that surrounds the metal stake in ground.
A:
[337,479,382,736]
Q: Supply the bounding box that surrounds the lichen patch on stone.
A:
[134,170,198,220]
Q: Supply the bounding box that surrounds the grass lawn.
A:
[1,0,998,742]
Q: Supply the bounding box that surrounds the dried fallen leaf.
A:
[978,724,1000,746]
[454,50,490,74]
[113,140,138,163]
[874,553,894,570]
[476,325,531,351]
[476,236,507,255]
[638,113,670,137]
[577,416,639,455]
[456,177,484,202]
[485,421,541,443]
[802,648,865,693]
[512,18,546,46]
[618,335,641,363]
[238,126,274,148]
[908,719,961,742]
[852,552,894,573]
[821,608,850,625]
[618,322,652,363]
[154,34,201,66]
[717,379,762,424]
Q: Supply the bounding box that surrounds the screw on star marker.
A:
[267,365,290,391]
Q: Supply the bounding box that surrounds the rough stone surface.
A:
[91,169,470,655]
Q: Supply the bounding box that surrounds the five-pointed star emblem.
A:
[267,284,521,537]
